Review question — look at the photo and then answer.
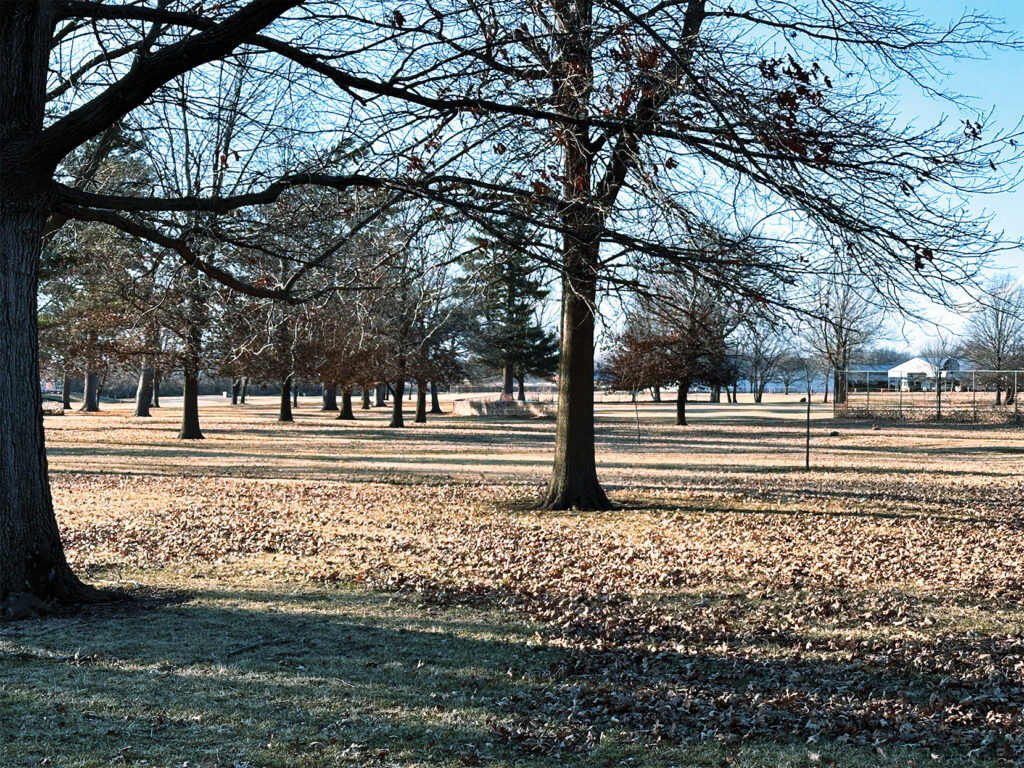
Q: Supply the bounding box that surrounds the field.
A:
[2,394,1023,767]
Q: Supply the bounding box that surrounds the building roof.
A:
[888,357,936,376]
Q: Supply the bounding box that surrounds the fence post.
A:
[973,371,977,423]
[1016,371,1019,424]
[866,374,870,413]
[899,383,903,420]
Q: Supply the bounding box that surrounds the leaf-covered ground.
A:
[3,395,1022,766]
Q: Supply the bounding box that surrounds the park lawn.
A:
[2,395,1023,766]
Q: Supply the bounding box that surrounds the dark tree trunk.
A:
[134,367,153,417]
[230,379,240,405]
[178,369,204,439]
[361,386,371,410]
[710,385,721,403]
[753,386,764,404]
[541,245,609,510]
[337,387,355,420]
[389,380,405,428]
[652,385,661,403]
[996,385,1003,406]
[321,384,338,411]
[279,375,293,422]
[676,382,690,426]
[823,373,829,404]
[79,369,99,412]
[292,383,298,408]
[0,5,98,604]
[151,369,162,407]
[430,381,444,414]
[239,376,247,404]
[502,364,514,398]
[415,378,427,423]
[61,371,72,409]
[517,374,526,402]
[375,383,386,407]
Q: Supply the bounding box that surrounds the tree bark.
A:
[517,374,526,402]
[321,384,338,411]
[430,381,444,414]
[230,379,240,405]
[239,376,247,404]
[541,245,609,510]
[292,383,298,408]
[415,378,427,423]
[80,369,100,412]
[337,386,356,420]
[279,375,293,422]
[61,371,72,409]
[178,368,204,439]
[375,383,386,407]
[1,1,98,604]
[652,385,661,403]
[134,367,153,417]
[389,380,405,428]
[361,386,372,410]
[676,382,689,426]
[502,364,514,398]
[710,384,721,403]
[152,369,162,407]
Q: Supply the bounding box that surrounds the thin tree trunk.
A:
[134,367,153,417]
[80,369,99,412]
[61,371,72,409]
[151,369,161,407]
[389,380,405,428]
[337,387,356,420]
[361,386,371,410]
[415,378,427,423]
[502,364,514,398]
[239,376,247,404]
[279,375,293,422]
[676,382,689,426]
[321,384,338,411]
[1,13,98,602]
[230,379,240,405]
[430,381,444,414]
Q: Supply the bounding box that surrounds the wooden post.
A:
[805,370,812,471]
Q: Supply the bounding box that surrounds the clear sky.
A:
[883,1,1024,345]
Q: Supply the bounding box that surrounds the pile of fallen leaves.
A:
[54,469,1024,761]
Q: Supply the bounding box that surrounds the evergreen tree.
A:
[460,223,558,398]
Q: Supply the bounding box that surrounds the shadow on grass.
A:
[1,583,1005,767]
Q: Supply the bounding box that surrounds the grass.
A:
[2,393,1022,766]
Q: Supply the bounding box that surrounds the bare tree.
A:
[964,274,1024,404]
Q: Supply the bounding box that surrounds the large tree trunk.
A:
[676,382,689,426]
[0,2,98,605]
[279,375,293,422]
[389,380,405,428]
[652,385,661,403]
[134,367,153,417]
[80,369,99,412]
[361,386,371,410]
[61,371,72,409]
[230,379,240,405]
[375,383,386,407]
[710,384,721,403]
[517,373,526,402]
[337,386,355,420]
[415,378,427,423]
[321,384,338,411]
[239,376,247,404]
[178,368,203,439]
[151,369,162,407]
[541,244,609,510]
[292,383,298,408]
[430,381,444,414]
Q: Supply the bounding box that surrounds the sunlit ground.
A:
[2,393,1022,766]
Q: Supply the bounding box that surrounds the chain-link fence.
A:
[835,369,1023,423]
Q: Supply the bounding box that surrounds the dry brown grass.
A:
[3,394,1023,766]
